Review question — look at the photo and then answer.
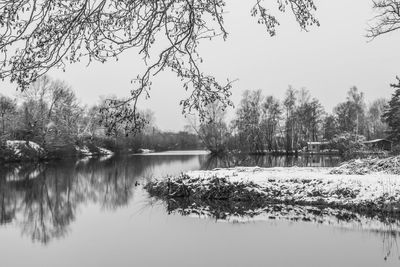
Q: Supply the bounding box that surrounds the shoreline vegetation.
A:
[0,140,114,163]
[145,156,400,221]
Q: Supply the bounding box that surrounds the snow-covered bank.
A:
[75,145,114,157]
[6,140,44,154]
[0,140,115,162]
[146,167,400,216]
[137,148,155,154]
[1,140,45,162]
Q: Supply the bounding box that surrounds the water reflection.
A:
[155,198,400,263]
[161,198,400,231]
[0,153,368,244]
[0,152,398,265]
[0,154,204,244]
[202,153,341,169]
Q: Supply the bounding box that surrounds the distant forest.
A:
[0,75,399,159]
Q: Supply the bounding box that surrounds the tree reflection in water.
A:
[201,153,342,170]
[157,197,400,262]
[0,154,192,244]
[0,178,16,225]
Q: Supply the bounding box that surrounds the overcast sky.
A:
[1,0,400,131]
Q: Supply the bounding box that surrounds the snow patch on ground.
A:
[98,147,113,155]
[330,156,400,175]
[147,167,400,215]
[6,140,44,154]
[186,167,400,206]
[75,145,114,157]
[138,148,154,154]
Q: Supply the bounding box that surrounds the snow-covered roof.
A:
[363,139,392,144]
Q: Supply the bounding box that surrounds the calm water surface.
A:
[0,152,399,267]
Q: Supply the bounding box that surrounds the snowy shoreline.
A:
[145,166,400,217]
[1,140,114,162]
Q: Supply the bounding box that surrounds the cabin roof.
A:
[363,139,392,144]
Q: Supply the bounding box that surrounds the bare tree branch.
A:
[367,0,400,39]
[0,0,319,135]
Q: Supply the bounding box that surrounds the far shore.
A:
[0,140,114,163]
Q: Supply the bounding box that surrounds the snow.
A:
[330,156,400,175]
[98,147,113,155]
[6,140,44,153]
[5,140,44,158]
[75,145,113,157]
[156,167,400,212]
[138,148,154,154]
[147,166,400,232]
[2,141,113,160]
[187,166,398,187]
[75,145,92,156]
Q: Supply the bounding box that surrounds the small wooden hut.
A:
[363,139,392,151]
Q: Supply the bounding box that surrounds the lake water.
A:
[0,152,399,267]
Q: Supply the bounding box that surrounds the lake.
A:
[0,151,399,267]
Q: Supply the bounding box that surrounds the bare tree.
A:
[261,95,282,151]
[283,86,297,152]
[0,1,319,134]
[0,94,16,136]
[234,90,265,153]
[366,98,388,139]
[296,93,324,144]
[334,87,366,136]
[188,101,229,154]
[14,76,83,145]
[368,0,400,39]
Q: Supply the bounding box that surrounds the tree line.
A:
[1,75,400,158]
[0,76,202,159]
[195,85,393,155]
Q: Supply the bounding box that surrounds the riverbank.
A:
[0,140,114,163]
[145,165,400,218]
